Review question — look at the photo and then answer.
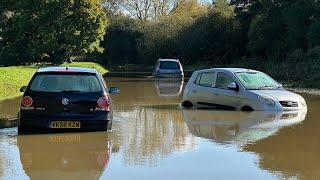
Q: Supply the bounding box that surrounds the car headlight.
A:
[258,95,275,107]
[298,96,307,107]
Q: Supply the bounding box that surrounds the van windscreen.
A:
[159,61,180,69]
[30,74,102,92]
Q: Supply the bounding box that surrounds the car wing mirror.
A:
[20,86,27,92]
[109,87,120,94]
[227,82,239,91]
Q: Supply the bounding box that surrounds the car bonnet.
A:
[250,89,302,101]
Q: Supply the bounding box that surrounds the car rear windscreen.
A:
[159,61,180,69]
[30,74,102,92]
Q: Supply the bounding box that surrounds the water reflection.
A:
[183,110,307,144]
[106,78,181,108]
[106,77,196,167]
[154,78,184,97]
[17,132,111,180]
[244,96,320,179]
[111,103,196,167]
[0,78,318,179]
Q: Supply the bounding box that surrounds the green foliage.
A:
[2,0,320,88]
[103,16,143,65]
[0,0,108,66]
[307,20,320,48]
[177,10,241,64]
[103,1,242,66]
[283,0,314,51]
[248,9,286,60]
[0,66,37,100]
[66,62,108,75]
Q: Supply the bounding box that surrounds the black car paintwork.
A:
[18,68,113,133]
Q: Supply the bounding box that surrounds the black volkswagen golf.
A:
[18,67,119,133]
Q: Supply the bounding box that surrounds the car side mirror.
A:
[109,87,120,94]
[227,82,239,91]
[20,86,27,92]
[279,83,283,88]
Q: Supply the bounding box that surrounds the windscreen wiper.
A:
[258,85,276,90]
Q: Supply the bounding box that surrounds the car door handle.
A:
[192,90,197,93]
[214,93,219,96]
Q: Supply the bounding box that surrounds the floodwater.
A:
[0,77,319,180]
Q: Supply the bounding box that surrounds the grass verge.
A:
[0,62,108,100]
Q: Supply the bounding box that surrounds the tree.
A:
[103,16,143,65]
[103,0,124,15]
[248,6,287,60]
[0,0,108,66]
[283,0,314,51]
[103,0,190,20]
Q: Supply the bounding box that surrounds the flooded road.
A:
[0,77,319,180]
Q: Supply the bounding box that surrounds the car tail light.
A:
[97,97,110,108]
[21,96,33,107]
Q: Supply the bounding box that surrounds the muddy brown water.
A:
[0,77,319,180]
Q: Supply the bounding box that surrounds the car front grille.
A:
[280,101,298,107]
[280,113,299,119]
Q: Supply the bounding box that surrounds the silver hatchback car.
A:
[182,68,307,111]
[153,59,184,78]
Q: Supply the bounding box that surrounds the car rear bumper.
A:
[18,113,111,132]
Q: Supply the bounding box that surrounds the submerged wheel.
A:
[182,101,193,108]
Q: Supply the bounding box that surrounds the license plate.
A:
[50,121,81,129]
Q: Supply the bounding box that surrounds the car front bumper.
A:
[249,101,307,111]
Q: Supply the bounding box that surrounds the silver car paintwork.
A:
[182,68,307,111]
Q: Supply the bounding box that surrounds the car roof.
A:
[158,59,180,62]
[37,67,98,74]
[196,68,260,73]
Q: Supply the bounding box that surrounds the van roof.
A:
[158,59,180,62]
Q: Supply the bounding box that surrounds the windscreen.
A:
[30,74,102,92]
[235,72,280,90]
[159,61,180,69]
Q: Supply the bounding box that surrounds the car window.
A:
[216,72,234,89]
[159,61,180,69]
[195,73,202,84]
[195,72,215,87]
[30,74,102,92]
[235,72,280,90]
